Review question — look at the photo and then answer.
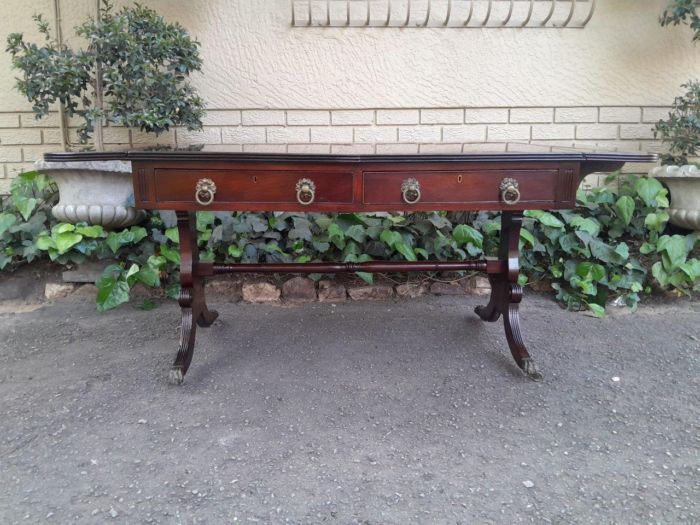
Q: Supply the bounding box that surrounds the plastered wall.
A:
[0,0,698,190]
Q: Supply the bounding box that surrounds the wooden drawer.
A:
[153,169,354,205]
[362,170,559,205]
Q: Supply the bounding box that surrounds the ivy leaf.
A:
[615,242,630,260]
[0,213,17,237]
[228,245,243,258]
[570,216,601,236]
[657,235,688,268]
[644,212,669,232]
[590,239,627,264]
[96,275,130,313]
[130,226,148,244]
[105,232,122,253]
[196,211,215,232]
[356,272,373,284]
[312,239,330,253]
[453,224,483,248]
[160,244,181,264]
[635,178,664,207]
[587,303,606,318]
[576,262,606,282]
[640,242,656,254]
[679,259,700,279]
[137,265,160,287]
[75,224,104,238]
[519,228,536,248]
[651,261,669,287]
[328,223,346,249]
[54,232,83,254]
[165,227,179,243]
[246,214,268,233]
[125,264,141,286]
[526,210,565,228]
[35,233,56,251]
[614,196,635,226]
[53,223,76,234]
[394,241,417,262]
[379,229,402,248]
[345,225,367,243]
[13,196,38,221]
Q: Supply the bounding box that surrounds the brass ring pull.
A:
[500,178,521,205]
[296,178,316,205]
[195,178,217,206]
[401,178,421,204]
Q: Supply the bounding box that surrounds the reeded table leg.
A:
[475,212,543,381]
[169,211,218,385]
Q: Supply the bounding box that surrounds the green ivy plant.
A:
[1,172,698,315]
[0,171,58,270]
[520,175,699,316]
[6,1,205,145]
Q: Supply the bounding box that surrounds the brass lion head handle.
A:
[500,178,521,205]
[296,178,316,205]
[195,178,217,206]
[401,178,421,204]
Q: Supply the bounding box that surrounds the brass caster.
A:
[168,367,184,385]
[521,358,544,382]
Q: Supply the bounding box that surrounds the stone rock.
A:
[395,282,429,298]
[44,282,77,301]
[347,285,394,301]
[62,260,113,284]
[282,277,317,302]
[0,275,44,302]
[70,284,99,300]
[207,278,243,301]
[318,280,346,303]
[242,282,280,303]
[430,281,467,295]
[470,275,492,296]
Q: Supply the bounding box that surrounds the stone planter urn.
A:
[650,164,700,231]
[35,159,145,230]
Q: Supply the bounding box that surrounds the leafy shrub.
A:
[660,0,700,42]
[1,172,698,315]
[654,81,700,165]
[6,1,204,143]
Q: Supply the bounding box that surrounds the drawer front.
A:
[153,169,354,205]
[362,170,559,205]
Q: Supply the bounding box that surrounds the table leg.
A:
[169,211,219,385]
[475,212,543,381]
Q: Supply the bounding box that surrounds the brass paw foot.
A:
[521,358,544,382]
[168,367,185,385]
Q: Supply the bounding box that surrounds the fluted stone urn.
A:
[35,159,145,230]
[650,164,700,231]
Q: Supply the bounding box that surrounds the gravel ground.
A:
[0,293,698,524]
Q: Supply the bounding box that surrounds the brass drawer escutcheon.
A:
[195,178,217,206]
[401,178,421,204]
[296,178,316,205]
[500,178,521,205]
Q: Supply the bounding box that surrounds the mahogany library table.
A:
[45,148,657,384]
